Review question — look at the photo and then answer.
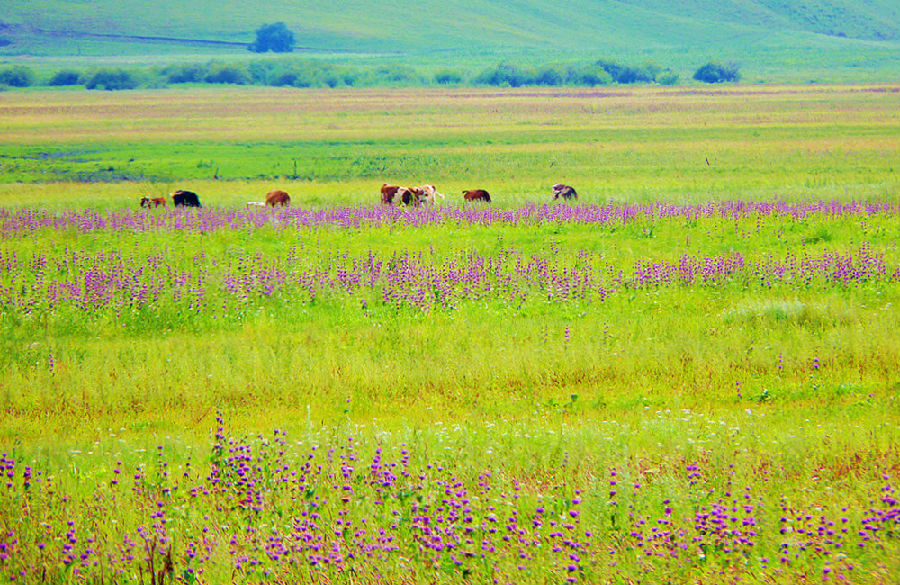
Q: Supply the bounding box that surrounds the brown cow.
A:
[381,184,400,204]
[381,184,414,205]
[265,189,291,207]
[463,189,491,203]
[552,184,578,201]
[140,196,166,208]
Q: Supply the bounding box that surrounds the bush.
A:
[693,61,740,83]
[249,22,295,53]
[434,70,463,85]
[573,64,613,86]
[203,62,250,84]
[248,62,274,84]
[272,72,311,88]
[657,70,679,86]
[270,64,321,88]
[595,59,656,84]
[84,68,137,90]
[164,64,205,84]
[366,65,421,86]
[474,63,534,87]
[534,64,565,86]
[48,70,82,86]
[0,66,35,87]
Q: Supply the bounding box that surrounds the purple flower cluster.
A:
[1,245,895,318]
[1,200,896,235]
[1,426,898,583]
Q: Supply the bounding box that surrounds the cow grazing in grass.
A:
[140,196,166,208]
[265,189,291,207]
[412,184,445,206]
[381,184,400,204]
[381,184,414,205]
[552,184,578,201]
[172,190,201,208]
[463,189,491,203]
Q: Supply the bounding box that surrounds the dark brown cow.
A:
[171,190,202,208]
[381,184,414,205]
[381,184,400,204]
[552,184,578,201]
[140,196,166,208]
[463,189,491,203]
[265,189,291,207]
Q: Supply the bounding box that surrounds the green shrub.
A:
[595,59,656,84]
[657,70,679,85]
[474,63,535,87]
[534,64,565,86]
[271,65,321,87]
[693,61,740,83]
[574,64,613,86]
[84,68,137,90]
[248,62,274,84]
[0,66,35,87]
[164,64,206,84]
[204,62,250,84]
[48,70,82,86]
[434,70,463,85]
[365,65,422,86]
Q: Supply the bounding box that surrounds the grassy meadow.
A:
[0,85,899,583]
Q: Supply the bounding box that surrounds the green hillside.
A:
[1,0,897,81]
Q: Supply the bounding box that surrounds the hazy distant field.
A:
[1,86,898,583]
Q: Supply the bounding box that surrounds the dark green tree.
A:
[0,66,35,87]
[249,22,295,53]
[48,70,82,86]
[693,61,740,83]
[84,68,137,90]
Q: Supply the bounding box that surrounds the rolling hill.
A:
[1,0,897,81]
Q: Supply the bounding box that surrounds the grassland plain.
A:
[0,85,897,200]
[0,86,899,583]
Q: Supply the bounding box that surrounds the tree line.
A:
[0,59,740,91]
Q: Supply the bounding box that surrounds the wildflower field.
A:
[0,85,899,583]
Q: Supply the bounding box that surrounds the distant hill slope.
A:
[1,0,897,80]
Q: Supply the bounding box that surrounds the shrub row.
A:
[0,59,740,90]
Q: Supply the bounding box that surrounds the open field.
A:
[0,86,899,583]
[1,85,898,202]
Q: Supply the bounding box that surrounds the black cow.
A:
[172,190,202,208]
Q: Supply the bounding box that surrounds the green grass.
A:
[0,85,897,202]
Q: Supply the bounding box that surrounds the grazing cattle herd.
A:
[141,184,580,209]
